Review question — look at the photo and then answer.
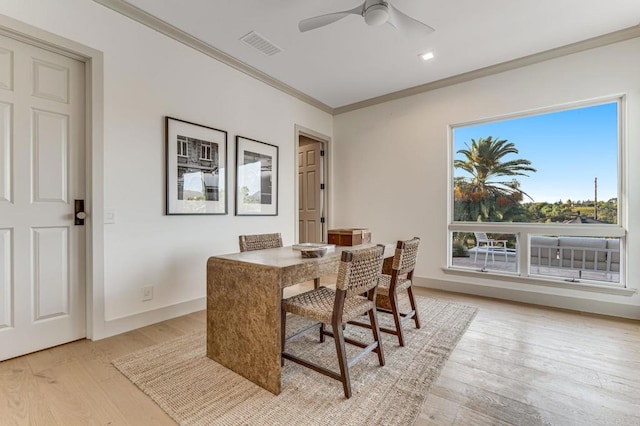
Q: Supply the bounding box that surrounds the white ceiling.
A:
[122,0,640,109]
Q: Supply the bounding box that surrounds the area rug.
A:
[113,296,477,426]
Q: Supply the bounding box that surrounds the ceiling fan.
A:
[298,0,435,36]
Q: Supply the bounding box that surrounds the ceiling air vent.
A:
[239,31,282,56]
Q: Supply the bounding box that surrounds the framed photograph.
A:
[235,136,279,216]
[165,117,227,215]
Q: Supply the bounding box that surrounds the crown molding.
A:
[92,1,640,117]
[92,0,334,114]
[334,24,640,115]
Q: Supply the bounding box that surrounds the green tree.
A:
[598,199,617,224]
[454,136,536,221]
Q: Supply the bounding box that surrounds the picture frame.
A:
[235,135,279,216]
[165,117,228,215]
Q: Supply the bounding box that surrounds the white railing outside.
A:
[450,231,622,284]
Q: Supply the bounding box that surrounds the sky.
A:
[453,102,618,204]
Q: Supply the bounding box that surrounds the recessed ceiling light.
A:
[420,52,435,61]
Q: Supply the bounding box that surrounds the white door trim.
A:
[294,125,331,243]
[0,14,105,340]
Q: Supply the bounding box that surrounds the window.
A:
[201,143,212,160]
[529,234,620,283]
[177,137,188,157]
[449,99,625,287]
[452,231,519,274]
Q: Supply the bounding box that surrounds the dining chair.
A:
[280,244,386,398]
[238,232,283,252]
[238,232,321,289]
[351,237,421,347]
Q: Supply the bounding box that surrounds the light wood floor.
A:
[1,286,638,425]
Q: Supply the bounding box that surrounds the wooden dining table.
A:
[206,243,395,395]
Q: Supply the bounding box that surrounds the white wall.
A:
[334,38,640,318]
[1,1,636,336]
[0,0,332,337]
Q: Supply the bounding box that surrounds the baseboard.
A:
[414,277,640,320]
[91,277,638,340]
[95,297,206,340]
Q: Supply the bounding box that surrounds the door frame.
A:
[0,15,105,340]
[294,125,331,243]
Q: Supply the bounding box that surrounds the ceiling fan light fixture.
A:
[364,4,389,26]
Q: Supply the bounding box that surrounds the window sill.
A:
[442,267,637,296]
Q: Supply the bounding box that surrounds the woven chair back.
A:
[239,233,283,252]
[392,237,421,275]
[336,245,385,297]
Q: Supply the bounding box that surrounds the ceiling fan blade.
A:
[387,4,435,37]
[298,4,365,32]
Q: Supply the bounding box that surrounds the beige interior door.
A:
[0,33,86,361]
[298,137,323,243]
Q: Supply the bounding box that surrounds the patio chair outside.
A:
[473,232,508,265]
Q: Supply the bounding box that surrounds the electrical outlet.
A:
[142,285,153,301]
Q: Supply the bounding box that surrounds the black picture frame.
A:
[235,135,279,216]
[165,117,228,215]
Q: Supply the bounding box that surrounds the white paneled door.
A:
[298,140,323,243]
[0,34,86,360]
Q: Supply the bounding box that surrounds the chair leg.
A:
[314,277,320,289]
[389,291,406,347]
[319,322,325,343]
[368,308,385,366]
[333,321,351,398]
[280,308,287,367]
[407,286,421,329]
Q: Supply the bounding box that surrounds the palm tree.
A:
[454,136,536,221]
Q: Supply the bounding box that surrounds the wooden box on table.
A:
[328,228,372,246]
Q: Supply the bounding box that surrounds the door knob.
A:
[74,200,86,225]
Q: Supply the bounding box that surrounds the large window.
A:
[449,99,625,287]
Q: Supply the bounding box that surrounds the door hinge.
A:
[320,183,325,190]
[320,150,325,156]
[321,217,325,223]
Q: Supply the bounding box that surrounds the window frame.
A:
[447,95,627,288]
[177,139,188,157]
[200,142,212,160]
